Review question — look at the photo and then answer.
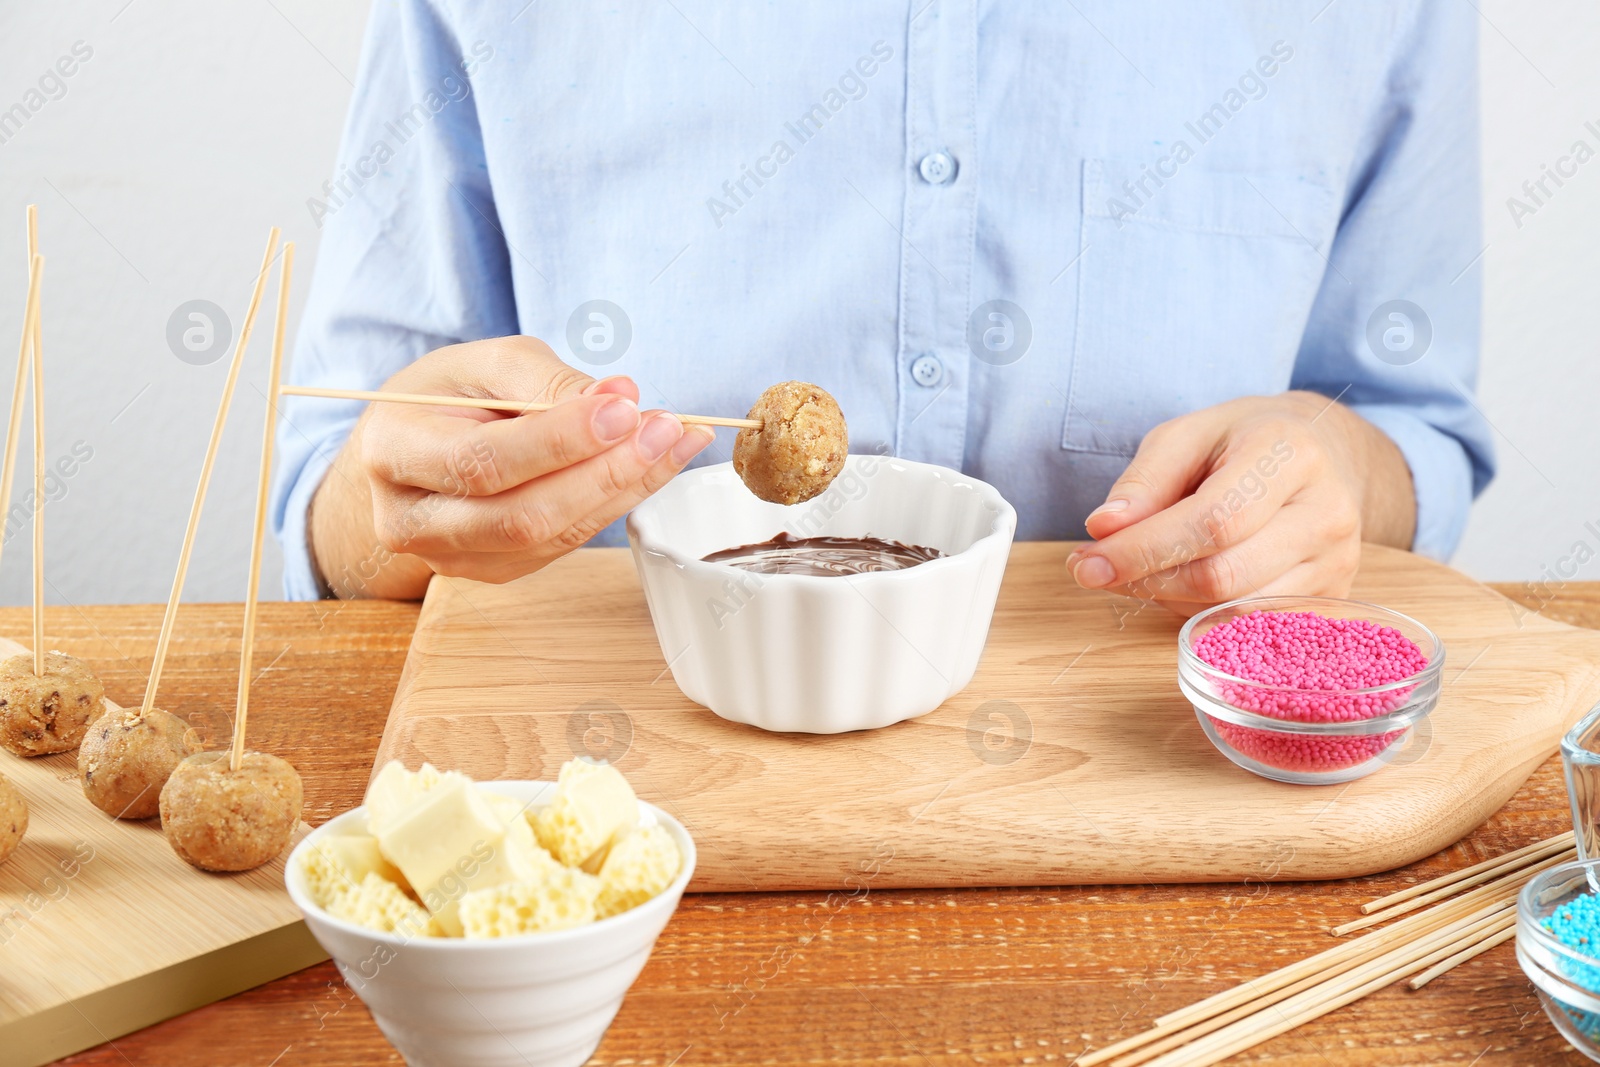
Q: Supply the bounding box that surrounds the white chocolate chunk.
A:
[364,760,471,836]
[534,760,639,870]
[596,824,681,918]
[483,792,534,826]
[458,866,602,938]
[326,872,432,937]
[301,839,357,910]
[316,831,409,895]
[376,776,557,936]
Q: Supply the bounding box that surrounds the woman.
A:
[274,0,1492,613]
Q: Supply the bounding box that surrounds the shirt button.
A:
[910,353,944,387]
[918,150,956,185]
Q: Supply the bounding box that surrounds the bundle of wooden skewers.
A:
[1076,830,1578,1067]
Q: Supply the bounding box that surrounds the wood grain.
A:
[376,543,1600,890]
[31,577,1600,1067]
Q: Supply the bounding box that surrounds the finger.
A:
[1247,547,1359,599]
[1105,501,1334,606]
[365,334,643,493]
[1146,558,1349,619]
[367,392,642,496]
[558,425,718,551]
[394,334,600,406]
[391,411,692,554]
[422,427,718,584]
[1070,434,1308,591]
[1083,411,1230,540]
[1107,495,1356,614]
[582,375,642,402]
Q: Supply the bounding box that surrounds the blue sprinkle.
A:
[1541,889,1600,1020]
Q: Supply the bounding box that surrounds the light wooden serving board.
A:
[0,637,324,1067]
[375,543,1600,892]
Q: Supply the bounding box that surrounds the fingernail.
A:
[585,375,634,396]
[1091,498,1129,516]
[671,426,714,464]
[593,398,639,441]
[637,413,683,461]
[1072,555,1116,589]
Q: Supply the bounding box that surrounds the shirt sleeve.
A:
[1289,0,1494,561]
[269,0,517,600]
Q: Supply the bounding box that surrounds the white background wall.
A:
[1452,7,1600,598]
[0,1,1591,607]
[0,1,366,607]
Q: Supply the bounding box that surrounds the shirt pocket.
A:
[1062,158,1336,455]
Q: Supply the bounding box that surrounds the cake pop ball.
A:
[0,771,26,865]
[159,750,303,872]
[0,651,105,757]
[733,381,848,505]
[78,707,202,820]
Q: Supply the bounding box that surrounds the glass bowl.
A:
[1518,859,1600,1063]
[1177,595,1444,785]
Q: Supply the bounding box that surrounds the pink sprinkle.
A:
[1193,610,1429,772]
[1209,721,1406,772]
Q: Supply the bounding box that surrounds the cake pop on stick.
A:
[78,228,279,818]
[732,380,848,505]
[280,378,849,503]
[0,251,105,757]
[77,702,198,820]
[162,242,302,870]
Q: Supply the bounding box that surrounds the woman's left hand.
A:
[1066,391,1417,616]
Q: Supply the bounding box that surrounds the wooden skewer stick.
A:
[1085,833,1560,1067]
[1351,839,1576,922]
[1331,848,1570,936]
[1087,900,1507,1067]
[1149,954,1471,1067]
[1153,913,1519,1067]
[0,207,39,582]
[1143,909,1520,1067]
[278,383,764,431]
[1082,891,1519,1067]
[1100,907,1511,1067]
[138,227,280,720]
[232,243,293,773]
[1360,830,1575,914]
[1151,879,1512,1033]
[1406,924,1517,990]
[29,253,43,677]
[10,255,42,671]
[1102,905,1517,1067]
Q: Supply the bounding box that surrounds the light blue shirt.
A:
[272,0,1492,600]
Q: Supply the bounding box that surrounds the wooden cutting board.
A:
[0,637,324,1067]
[375,543,1600,892]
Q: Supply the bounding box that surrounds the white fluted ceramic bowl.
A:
[285,781,695,1067]
[626,455,1017,733]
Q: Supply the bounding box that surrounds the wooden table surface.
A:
[28,580,1600,1067]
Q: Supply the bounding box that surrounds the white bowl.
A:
[626,454,1017,733]
[284,781,696,1067]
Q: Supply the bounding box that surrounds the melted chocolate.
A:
[702,532,942,576]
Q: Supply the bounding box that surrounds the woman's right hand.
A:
[309,335,715,598]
